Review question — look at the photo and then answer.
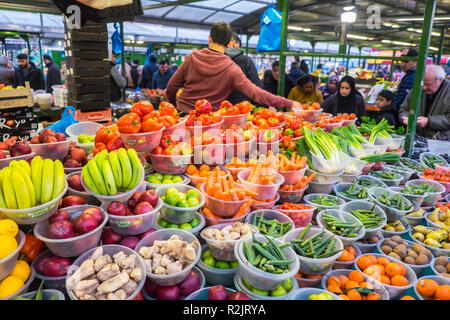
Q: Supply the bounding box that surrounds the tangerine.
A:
[379,275,391,285]
[360,282,374,289]
[326,276,341,287]
[434,285,450,300]
[357,255,375,271]
[385,262,406,277]
[349,270,364,284]
[400,295,415,300]
[377,257,390,267]
[338,275,349,286]
[416,279,439,297]
[391,275,408,287]
[347,289,361,300]
[199,164,210,172]
[327,284,343,294]
[345,280,360,291]
[347,246,355,256]
[367,292,380,300]
[186,165,198,175]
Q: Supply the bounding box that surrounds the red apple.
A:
[156,285,180,300]
[34,255,50,275]
[43,136,58,144]
[30,135,40,144]
[73,213,98,234]
[60,195,86,208]
[139,190,159,208]
[126,207,134,216]
[40,129,56,137]
[179,270,201,296]
[101,226,122,245]
[128,192,142,210]
[49,220,74,239]
[42,256,71,277]
[133,291,144,300]
[134,201,153,215]
[138,228,156,239]
[49,210,71,224]
[120,236,140,250]
[10,142,31,157]
[208,285,228,300]
[68,174,84,191]
[70,147,86,163]
[64,159,82,168]
[106,201,127,216]
[55,132,67,142]
[81,207,103,225]
[227,292,250,300]
[144,279,159,297]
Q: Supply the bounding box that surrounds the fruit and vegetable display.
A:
[356,254,410,287]
[186,100,223,127]
[0,137,32,159]
[433,256,450,278]
[349,207,385,230]
[421,167,450,183]
[427,207,450,228]
[416,278,450,300]
[160,187,200,208]
[320,212,363,238]
[411,225,450,249]
[379,236,432,266]
[206,285,249,300]
[66,247,143,300]
[422,154,446,170]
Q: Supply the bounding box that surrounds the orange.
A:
[338,275,349,286]
[220,170,227,176]
[306,274,322,279]
[357,255,376,271]
[199,170,210,178]
[391,275,409,287]
[364,266,382,280]
[434,285,450,300]
[326,276,341,287]
[199,164,210,172]
[400,295,415,300]
[367,292,380,300]
[374,264,385,275]
[347,246,355,256]
[192,173,200,177]
[379,275,391,285]
[360,282,374,289]
[385,262,406,277]
[186,165,198,175]
[377,257,390,267]
[295,272,302,278]
[361,296,367,300]
[349,270,364,284]
[416,279,439,297]
[367,254,377,266]
[347,289,361,300]
[345,281,360,291]
[327,284,343,294]
[339,294,350,300]
[337,249,354,262]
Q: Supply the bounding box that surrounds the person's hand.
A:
[401,117,408,125]
[417,116,429,128]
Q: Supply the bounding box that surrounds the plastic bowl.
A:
[200,183,248,218]
[349,146,376,159]
[235,233,299,290]
[283,226,343,276]
[339,172,362,183]
[399,157,427,175]
[103,198,162,236]
[408,227,450,257]
[388,186,424,212]
[316,209,366,247]
[303,193,345,213]
[221,112,250,129]
[185,168,229,188]
[29,140,71,161]
[420,176,450,197]
[250,193,280,211]
[120,127,164,153]
[149,153,192,175]
[424,211,447,229]
[193,144,225,166]
[306,181,335,195]
[380,217,411,238]
[427,139,450,156]
[446,194,450,202]
[369,170,403,187]
[376,238,431,276]
[257,139,282,155]
[1,266,36,300]
[244,209,294,239]
[406,179,446,207]
[34,205,108,258]
[419,152,449,169]
[430,256,450,278]
[404,213,424,227]
[0,152,35,170]
[340,200,387,238]
[145,174,190,190]
[414,275,450,300]
[342,118,358,127]
[156,184,205,224]
[355,175,387,189]
[238,168,284,201]
[333,182,369,202]
[332,245,362,270]
[0,183,68,225]
[134,229,201,286]
[294,274,323,288]
[66,171,101,205]
[383,164,415,185]
[354,253,417,299]
[201,222,258,261]
[154,211,205,238]
[310,151,350,175]
[290,287,342,300]
[354,231,384,254]
[363,143,388,155]
[0,230,25,281]
[375,135,405,150]
[279,165,308,186]
[196,245,239,286]
[306,168,342,184]
[293,108,322,122]
[66,244,145,300]
[321,268,390,300]
[368,187,413,221]
[278,185,308,204]
[66,121,103,141]
[186,120,223,137]
[234,271,298,300]
[224,137,256,160]
[18,289,65,300]
[323,120,344,132]
[273,204,314,228]
[184,286,235,300]
[31,249,69,291]
[162,117,187,137]
[344,157,367,175]
[200,208,251,227]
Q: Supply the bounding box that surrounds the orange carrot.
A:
[229,189,239,201]
[221,177,229,192]
[247,164,257,182]
[227,174,234,189]
[231,199,253,219]
[250,163,261,183]
[243,189,258,197]
[305,172,316,183]
[203,208,221,222]
[298,156,307,169]
[213,183,222,198]
[235,189,246,200]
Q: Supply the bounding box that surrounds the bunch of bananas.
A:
[82,148,143,196]
[0,157,65,209]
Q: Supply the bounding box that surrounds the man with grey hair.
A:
[400,64,450,138]
[0,56,14,86]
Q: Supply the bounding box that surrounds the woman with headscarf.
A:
[321,75,366,119]
[319,75,339,101]
[288,74,323,105]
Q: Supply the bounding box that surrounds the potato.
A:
[391,235,403,244]
[401,241,410,248]
[381,245,393,255]
[404,256,416,265]
[407,250,418,259]
[435,264,447,274]
[420,249,433,259]
[384,239,397,248]
[415,254,429,265]
[388,252,402,260]
[394,246,407,259]
[436,256,449,266]
[412,243,425,253]
[369,236,380,244]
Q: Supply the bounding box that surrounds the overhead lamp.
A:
[343,5,355,11]
[341,11,357,23]
[429,47,439,51]
[381,40,392,43]
[406,28,442,37]
[395,16,450,21]
[57,41,62,47]
[303,28,311,32]
[392,40,414,46]
[288,26,303,31]
[407,27,415,31]
[136,40,144,44]
[289,39,296,46]
[347,34,374,40]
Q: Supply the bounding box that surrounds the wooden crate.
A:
[0,82,34,109]
[67,75,110,86]
[65,49,108,61]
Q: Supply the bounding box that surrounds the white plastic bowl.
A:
[333,182,369,202]
[1,266,36,300]
[413,275,450,300]
[368,187,413,221]
[290,287,342,300]
[340,200,387,238]
[369,170,404,187]
[303,193,345,213]
[0,230,25,281]
[406,179,446,207]
[29,140,71,161]
[354,231,384,254]
[145,174,190,190]
[153,211,205,238]
[355,175,388,189]
[420,152,449,169]
[244,209,294,239]
[430,256,450,278]
[311,150,350,175]
[0,152,35,170]
[196,245,239,287]
[408,227,450,257]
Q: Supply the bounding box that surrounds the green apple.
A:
[187,197,200,207]
[152,173,163,181]
[147,176,161,184]
[215,261,231,269]
[180,223,192,230]
[158,218,168,228]
[308,294,319,300]
[202,250,212,259]
[189,217,200,228]
[164,194,179,206]
[160,195,166,202]
[318,292,333,300]
[281,278,293,292]
[270,285,287,297]
[88,136,95,142]
[166,223,179,229]
[203,256,216,268]
[164,174,174,181]
[177,199,189,208]
[166,187,179,196]
[242,279,253,290]
[251,288,269,296]
[172,176,183,183]
[186,189,200,199]
[230,261,239,268]
[161,179,173,184]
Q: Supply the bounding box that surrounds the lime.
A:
[78,134,89,143]
[308,294,319,300]
[158,218,168,228]
[147,176,161,184]
[176,192,187,203]
[88,136,95,142]
[318,293,333,300]
[203,256,216,268]
[172,176,183,183]
[230,261,239,268]
[281,278,293,292]
[161,179,173,184]
[161,195,166,202]
[251,287,269,296]
[215,261,230,269]
[186,189,200,199]
[189,217,200,228]
[166,223,179,229]
[202,250,212,259]
[166,187,179,196]
[180,223,192,230]
[177,199,189,208]
[153,173,163,181]
[242,279,253,290]
[270,285,286,297]
[187,197,200,207]
[164,174,174,181]
[164,194,179,206]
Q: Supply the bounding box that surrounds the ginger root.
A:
[96,271,130,295]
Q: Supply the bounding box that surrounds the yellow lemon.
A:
[0,235,18,260]
[0,219,18,237]
[0,275,24,299]
[10,260,30,283]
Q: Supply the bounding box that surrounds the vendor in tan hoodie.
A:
[166,22,300,113]
[287,74,323,105]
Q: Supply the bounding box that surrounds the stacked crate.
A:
[64,19,111,112]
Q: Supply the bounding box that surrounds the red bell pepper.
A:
[117,113,141,134]
[159,102,178,118]
[106,134,124,152]
[19,234,44,263]
[131,100,154,118]
[141,116,163,133]
[93,142,107,156]
[195,99,212,115]
[160,135,173,149]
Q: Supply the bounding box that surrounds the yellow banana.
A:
[15,166,36,207]
[9,160,18,168]
[11,168,30,209]
[81,165,100,194]
[0,187,7,208]
[40,159,54,204]
[118,148,132,189]
[102,160,117,195]
[94,149,108,175]
[0,168,5,187]
[18,160,31,177]
[87,159,108,195]
[52,160,65,200]
[31,156,44,204]
[127,148,143,190]
[108,151,122,190]
[3,167,17,209]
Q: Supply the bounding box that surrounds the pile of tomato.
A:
[217,100,253,116]
[251,109,286,129]
[220,125,255,144]
[186,99,223,127]
[151,134,192,156]
[422,168,450,183]
[282,117,317,139]
[300,103,321,110]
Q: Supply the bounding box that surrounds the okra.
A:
[266,260,295,266]
[297,223,311,241]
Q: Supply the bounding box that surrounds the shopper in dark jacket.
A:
[110,60,127,103]
[263,60,293,98]
[141,55,158,89]
[14,54,45,91]
[376,90,398,127]
[0,56,14,86]
[287,62,305,89]
[321,75,366,120]
[225,33,262,104]
[394,48,417,108]
[43,54,61,93]
[130,60,140,89]
[152,60,174,90]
